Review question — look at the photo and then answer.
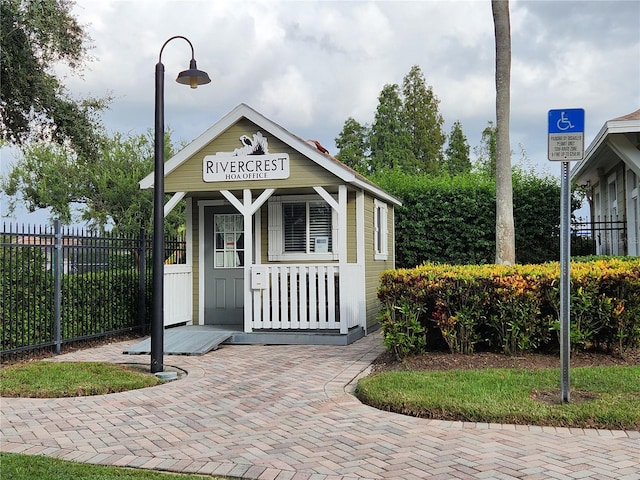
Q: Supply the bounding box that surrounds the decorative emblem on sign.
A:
[231,132,269,156]
[203,131,290,182]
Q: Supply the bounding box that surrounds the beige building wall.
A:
[363,195,395,329]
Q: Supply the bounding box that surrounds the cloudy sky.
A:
[3,0,639,223]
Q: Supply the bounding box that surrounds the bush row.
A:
[378,258,640,358]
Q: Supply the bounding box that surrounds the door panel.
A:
[204,207,244,326]
[234,278,244,308]
[214,278,226,309]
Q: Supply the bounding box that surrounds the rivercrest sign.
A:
[203,153,289,181]
[203,131,290,182]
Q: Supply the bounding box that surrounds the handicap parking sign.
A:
[548,108,585,161]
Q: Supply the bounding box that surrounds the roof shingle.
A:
[611,109,640,121]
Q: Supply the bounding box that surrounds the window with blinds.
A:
[309,202,332,252]
[283,201,332,253]
[283,202,306,252]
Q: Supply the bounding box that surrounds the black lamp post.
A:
[152,36,210,373]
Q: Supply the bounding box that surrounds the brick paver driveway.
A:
[1,333,639,479]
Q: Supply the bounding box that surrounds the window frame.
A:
[374,199,389,261]
[268,195,338,261]
[213,213,244,268]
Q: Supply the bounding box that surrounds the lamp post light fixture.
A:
[152,36,210,373]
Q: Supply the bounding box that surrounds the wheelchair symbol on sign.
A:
[557,111,575,131]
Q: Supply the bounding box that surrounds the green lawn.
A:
[356,365,640,430]
[0,453,231,480]
[0,361,162,397]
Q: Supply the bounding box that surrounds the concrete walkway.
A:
[1,333,639,479]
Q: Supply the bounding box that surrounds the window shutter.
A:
[381,203,388,255]
[374,204,380,253]
[331,208,339,260]
[268,198,282,260]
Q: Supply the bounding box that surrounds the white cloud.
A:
[258,65,314,126]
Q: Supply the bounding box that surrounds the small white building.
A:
[140,104,401,345]
[571,109,640,256]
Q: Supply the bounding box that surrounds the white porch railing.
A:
[250,264,365,332]
[340,264,366,331]
[164,264,192,326]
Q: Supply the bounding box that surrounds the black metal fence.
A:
[1,221,185,360]
[1,216,629,359]
[571,216,628,257]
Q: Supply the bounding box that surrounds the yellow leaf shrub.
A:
[378,258,640,355]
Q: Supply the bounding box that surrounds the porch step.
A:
[227,326,365,346]
[124,326,235,356]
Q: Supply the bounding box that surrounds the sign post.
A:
[548,108,585,404]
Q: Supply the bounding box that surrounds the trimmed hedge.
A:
[378,258,640,358]
[371,170,582,267]
[0,247,55,350]
[373,172,494,266]
[1,262,141,353]
[60,270,140,339]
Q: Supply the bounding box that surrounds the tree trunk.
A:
[492,0,516,264]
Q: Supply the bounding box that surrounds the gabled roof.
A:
[611,109,640,122]
[570,108,640,183]
[139,103,401,206]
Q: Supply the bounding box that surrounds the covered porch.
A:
[162,185,368,343]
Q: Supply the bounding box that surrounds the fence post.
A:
[138,228,146,334]
[53,219,62,354]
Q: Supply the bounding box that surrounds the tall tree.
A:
[0,0,109,158]
[369,83,414,173]
[335,117,370,174]
[401,65,446,174]
[492,0,516,264]
[335,65,446,176]
[444,120,471,176]
[474,121,497,176]
[1,131,181,236]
